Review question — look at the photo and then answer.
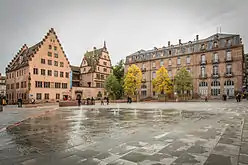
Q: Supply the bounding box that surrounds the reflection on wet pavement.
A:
[0,104,247,165]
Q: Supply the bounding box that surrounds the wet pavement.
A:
[0,102,248,165]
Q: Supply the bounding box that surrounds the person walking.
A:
[77,98,81,106]
[106,97,109,105]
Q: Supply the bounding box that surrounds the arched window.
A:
[211,80,220,96]
[224,80,234,97]
[199,81,208,96]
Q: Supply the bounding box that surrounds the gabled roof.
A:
[6,28,69,73]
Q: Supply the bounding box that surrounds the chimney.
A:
[196,35,199,41]
[179,39,181,45]
[0,73,1,77]
[168,41,171,46]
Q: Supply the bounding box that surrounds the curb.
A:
[0,108,58,133]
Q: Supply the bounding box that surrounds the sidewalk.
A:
[0,105,58,132]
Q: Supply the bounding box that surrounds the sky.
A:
[1,0,248,75]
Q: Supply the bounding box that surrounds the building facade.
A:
[6,28,71,104]
[0,73,6,97]
[70,42,112,99]
[125,33,244,99]
[243,53,248,88]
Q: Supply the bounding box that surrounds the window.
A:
[177,57,181,65]
[168,59,172,66]
[103,62,107,65]
[152,71,156,79]
[56,94,60,100]
[35,81,42,88]
[160,60,164,66]
[96,73,100,79]
[44,82,50,88]
[201,54,206,62]
[213,53,218,62]
[44,93,49,100]
[201,66,206,75]
[211,80,220,96]
[41,59,45,64]
[226,64,232,74]
[11,84,14,89]
[48,70,52,76]
[54,53,58,58]
[48,60,52,65]
[169,50,171,55]
[17,71,19,77]
[101,75,104,80]
[187,68,191,73]
[213,41,218,48]
[41,69,46,75]
[66,72,69,78]
[23,81,27,88]
[54,61,58,66]
[49,45,52,49]
[103,68,107,72]
[6,84,9,90]
[213,65,218,75]
[55,82,61,88]
[186,56,190,64]
[54,46,57,51]
[62,83,68,89]
[36,93,42,100]
[201,44,205,50]
[60,62,64,67]
[168,70,172,77]
[54,71,58,77]
[152,62,155,68]
[60,72,64,77]
[97,67,99,71]
[96,83,101,88]
[84,68,86,71]
[226,51,232,60]
[33,68,38,74]
[16,83,19,89]
[142,63,146,69]
[48,52,52,57]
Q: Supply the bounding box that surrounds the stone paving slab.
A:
[0,102,248,164]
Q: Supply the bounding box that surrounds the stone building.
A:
[0,73,6,97]
[5,28,71,104]
[70,42,112,99]
[125,33,244,99]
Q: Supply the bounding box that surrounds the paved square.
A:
[1,101,248,165]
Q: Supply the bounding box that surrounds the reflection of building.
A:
[5,28,71,104]
[70,42,112,99]
[125,33,244,99]
[0,73,6,96]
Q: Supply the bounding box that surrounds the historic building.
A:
[0,73,6,97]
[70,42,112,99]
[243,53,248,89]
[5,28,71,104]
[125,33,244,99]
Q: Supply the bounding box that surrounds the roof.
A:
[129,33,240,56]
[70,65,80,72]
[82,48,104,72]
[6,28,69,73]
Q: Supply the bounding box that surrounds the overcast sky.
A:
[1,0,248,74]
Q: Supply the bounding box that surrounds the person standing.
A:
[106,97,109,105]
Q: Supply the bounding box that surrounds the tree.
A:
[112,59,124,82]
[104,74,121,100]
[152,66,173,101]
[123,64,142,98]
[112,60,125,98]
[174,67,193,100]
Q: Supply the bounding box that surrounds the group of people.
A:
[101,97,109,105]
[236,93,242,102]
[77,97,95,106]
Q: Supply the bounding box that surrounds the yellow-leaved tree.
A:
[123,64,142,99]
[152,66,173,101]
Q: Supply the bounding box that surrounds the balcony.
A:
[199,60,207,65]
[141,68,146,72]
[212,59,219,64]
[225,57,233,62]
[224,72,234,78]
[199,74,207,79]
[211,73,220,78]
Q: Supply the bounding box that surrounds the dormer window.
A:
[213,41,218,48]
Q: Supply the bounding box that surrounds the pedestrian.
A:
[101,98,104,105]
[238,93,241,102]
[205,95,208,102]
[91,97,94,105]
[106,97,109,105]
[127,96,130,104]
[77,98,81,106]
[236,94,239,102]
